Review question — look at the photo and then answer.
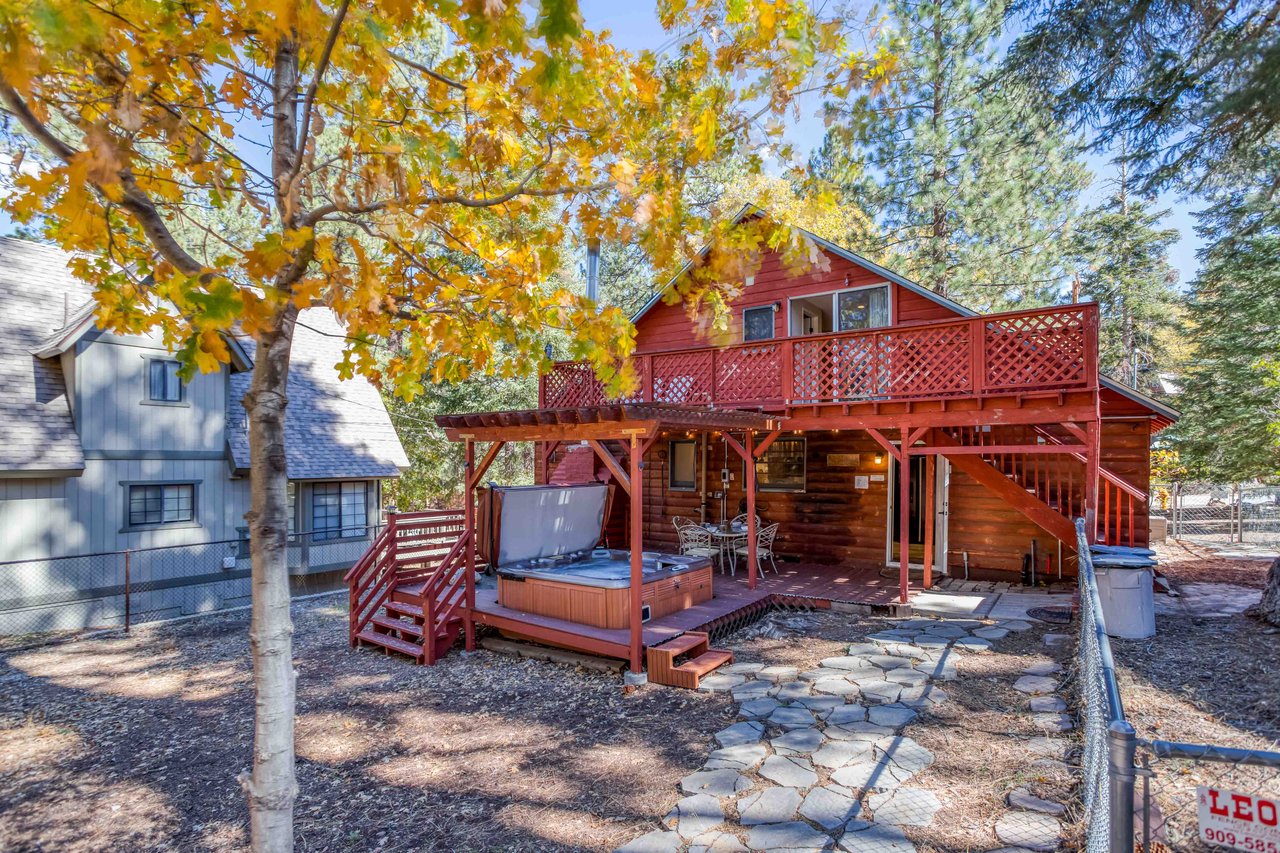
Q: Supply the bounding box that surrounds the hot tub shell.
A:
[497,550,713,629]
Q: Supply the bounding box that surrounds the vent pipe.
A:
[586,238,600,304]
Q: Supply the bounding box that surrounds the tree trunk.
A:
[1247,557,1280,626]
[240,306,300,853]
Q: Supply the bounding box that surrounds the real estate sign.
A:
[1198,786,1280,852]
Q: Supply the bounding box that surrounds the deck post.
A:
[745,430,758,591]
[898,425,911,604]
[628,432,644,675]
[923,453,935,589]
[464,440,476,652]
[1084,420,1101,543]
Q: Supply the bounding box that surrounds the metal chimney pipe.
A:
[586,238,600,304]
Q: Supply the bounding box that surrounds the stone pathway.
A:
[615,616,1039,853]
[999,659,1072,851]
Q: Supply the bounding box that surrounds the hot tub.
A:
[497,549,713,629]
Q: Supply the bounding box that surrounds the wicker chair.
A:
[731,513,763,529]
[672,515,696,533]
[677,523,722,571]
[733,522,780,575]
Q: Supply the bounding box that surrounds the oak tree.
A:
[0,1,870,849]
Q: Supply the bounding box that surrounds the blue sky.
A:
[581,0,1204,288]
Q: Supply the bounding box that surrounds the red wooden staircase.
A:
[937,425,1147,548]
[344,510,470,665]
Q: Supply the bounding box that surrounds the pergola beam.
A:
[588,439,632,496]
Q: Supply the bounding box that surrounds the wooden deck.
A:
[470,562,908,661]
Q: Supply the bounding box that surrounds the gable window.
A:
[743,305,775,342]
[127,483,195,527]
[287,481,298,536]
[835,285,890,332]
[148,359,184,402]
[753,437,806,492]
[312,481,368,541]
[669,439,698,490]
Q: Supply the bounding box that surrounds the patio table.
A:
[702,523,748,570]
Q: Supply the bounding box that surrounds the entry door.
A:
[886,455,950,571]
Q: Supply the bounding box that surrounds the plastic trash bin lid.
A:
[1092,555,1157,568]
[1090,545,1157,556]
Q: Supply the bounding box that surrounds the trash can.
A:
[1094,564,1156,639]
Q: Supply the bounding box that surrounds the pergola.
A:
[436,403,785,675]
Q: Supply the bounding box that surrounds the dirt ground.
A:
[0,597,1068,853]
[1109,542,1280,849]
[0,599,737,853]
[4,544,1275,853]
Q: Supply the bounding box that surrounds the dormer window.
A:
[148,359,184,403]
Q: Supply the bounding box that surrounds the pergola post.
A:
[745,430,758,591]
[922,452,935,589]
[898,425,911,604]
[628,432,644,675]
[463,439,476,651]
[1084,419,1101,543]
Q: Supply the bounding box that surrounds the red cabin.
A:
[346,216,1176,683]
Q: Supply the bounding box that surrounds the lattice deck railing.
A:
[540,303,1099,410]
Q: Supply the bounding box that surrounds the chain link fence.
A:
[1074,519,1280,852]
[1151,482,1280,548]
[0,524,383,640]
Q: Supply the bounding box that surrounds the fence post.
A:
[1108,720,1137,853]
[1171,481,1180,540]
[123,549,131,632]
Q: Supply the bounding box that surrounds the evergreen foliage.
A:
[1172,152,1280,481]
[814,0,1090,311]
[1007,0,1280,193]
[1069,186,1181,386]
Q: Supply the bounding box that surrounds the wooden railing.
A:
[344,509,465,646]
[540,303,1099,410]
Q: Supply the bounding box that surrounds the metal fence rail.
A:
[0,524,383,638]
[1074,519,1280,851]
[1151,482,1280,547]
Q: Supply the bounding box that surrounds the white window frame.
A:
[787,282,893,336]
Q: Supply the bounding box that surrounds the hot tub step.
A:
[678,649,735,679]
[371,614,426,639]
[356,629,425,662]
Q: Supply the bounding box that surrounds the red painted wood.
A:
[628,434,643,674]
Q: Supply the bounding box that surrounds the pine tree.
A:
[1070,178,1181,387]
[815,0,1090,311]
[1172,151,1280,482]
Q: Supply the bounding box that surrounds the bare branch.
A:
[388,50,467,92]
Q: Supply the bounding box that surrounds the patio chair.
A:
[672,515,696,533]
[733,522,781,576]
[731,513,763,529]
[677,523,722,571]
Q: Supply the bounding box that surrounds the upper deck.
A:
[541,302,1100,414]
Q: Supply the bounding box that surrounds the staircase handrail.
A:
[1030,425,1149,503]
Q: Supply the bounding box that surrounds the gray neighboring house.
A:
[0,237,409,633]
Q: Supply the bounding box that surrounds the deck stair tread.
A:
[384,601,424,620]
[371,615,426,638]
[652,632,709,658]
[356,629,425,659]
[676,649,734,678]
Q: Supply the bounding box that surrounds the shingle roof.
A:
[227,309,410,480]
[0,237,93,473]
[0,236,407,480]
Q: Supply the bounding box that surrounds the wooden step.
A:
[372,614,426,639]
[675,649,734,678]
[650,631,709,659]
[356,629,425,661]
[385,600,424,620]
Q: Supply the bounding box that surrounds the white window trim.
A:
[786,282,893,336]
